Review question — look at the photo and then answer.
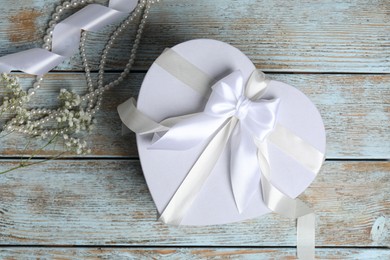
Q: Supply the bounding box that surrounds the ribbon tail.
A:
[256,139,316,260]
[297,213,316,260]
[159,118,238,225]
[230,124,261,213]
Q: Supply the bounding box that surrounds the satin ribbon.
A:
[118,49,324,259]
[0,0,138,75]
[150,70,281,213]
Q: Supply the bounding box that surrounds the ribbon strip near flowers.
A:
[118,49,325,259]
[0,0,139,75]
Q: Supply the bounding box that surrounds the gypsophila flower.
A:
[0,74,29,114]
[0,73,96,156]
[64,136,90,155]
[58,89,81,109]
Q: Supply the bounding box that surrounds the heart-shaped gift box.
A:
[120,39,326,226]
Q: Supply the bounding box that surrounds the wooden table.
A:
[0,0,389,258]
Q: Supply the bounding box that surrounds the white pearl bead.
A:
[52,14,60,21]
[63,1,71,8]
[71,0,79,7]
[46,28,54,35]
[4,0,153,143]
[56,6,64,13]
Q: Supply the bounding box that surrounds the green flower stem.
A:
[0,130,14,139]
[0,133,61,175]
[20,133,59,165]
[0,152,66,175]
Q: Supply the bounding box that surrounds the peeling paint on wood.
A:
[0,0,388,72]
[8,9,42,43]
[371,216,389,244]
[0,247,389,259]
[0,0,388,258]
[0,160,388,247]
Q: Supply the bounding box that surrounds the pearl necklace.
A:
[1,0,158,154]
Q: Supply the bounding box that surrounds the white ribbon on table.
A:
[118,48,325,259]
[0,0,138,75]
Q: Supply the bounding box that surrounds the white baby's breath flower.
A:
[1,73,100,159]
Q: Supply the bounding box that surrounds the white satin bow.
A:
[150,70,280,213]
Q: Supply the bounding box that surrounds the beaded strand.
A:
[0,0,158,154]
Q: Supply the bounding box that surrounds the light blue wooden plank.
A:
[0,160,388,247]
[0,0,388,72]
[0,73,388,159]
[0,247,389,259]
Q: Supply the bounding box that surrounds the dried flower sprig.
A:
[0,73,29,115]
[0,0,156,174]
[0,73,94,156]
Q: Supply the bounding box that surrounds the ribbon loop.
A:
[245,69,269,100]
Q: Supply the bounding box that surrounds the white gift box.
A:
[127,39,326,226]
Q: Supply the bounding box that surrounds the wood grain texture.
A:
[0,0,388,72]
[0,160,388,247]
[0,73,388,159]
[0,0,388,258]
[0,247,389,259]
